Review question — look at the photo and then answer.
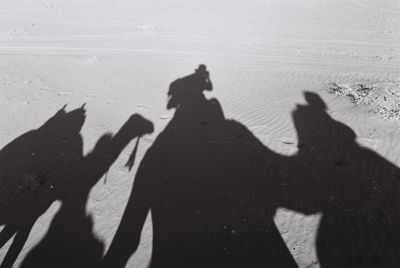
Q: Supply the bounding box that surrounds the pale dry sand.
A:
[0,1,399,267]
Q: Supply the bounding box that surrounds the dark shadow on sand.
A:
[103,66,298,268]
[104,66,400,268]
[1,65,400,268]
[290,92,400,267]
[0,106,153,268]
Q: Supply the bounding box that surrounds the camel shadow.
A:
[104,66,298,267]
[104,66,400,268]
[290,92,400,267]
[0,105,153,268]
[1,65,399,268]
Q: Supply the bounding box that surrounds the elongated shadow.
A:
[0,105,153,268]
[103,66,298,267]
[290,92,400,267]
[104,66,400,268]
[0,105,85,268]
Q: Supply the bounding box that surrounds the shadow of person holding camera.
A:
[289,92,400,268]
[103,65,298,268]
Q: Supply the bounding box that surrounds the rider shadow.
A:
[0,105,153,268]
[104,65,299,267]
[104,66,400,268]
[289,92,400,268]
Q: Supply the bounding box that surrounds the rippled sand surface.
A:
[0,1,399,267]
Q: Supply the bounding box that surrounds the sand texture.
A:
[0,0,399,267]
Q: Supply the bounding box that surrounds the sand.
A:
[0,0,399,267]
